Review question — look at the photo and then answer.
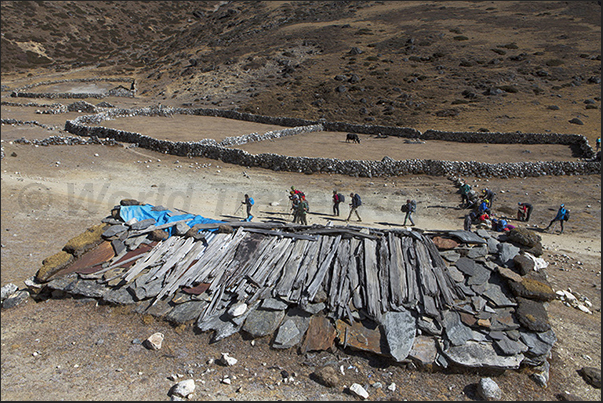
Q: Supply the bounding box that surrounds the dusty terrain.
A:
[1,1,601,401]
[1,95,601,402]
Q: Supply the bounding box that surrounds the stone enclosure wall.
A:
[64,106,600,179]
[9,78,135,99]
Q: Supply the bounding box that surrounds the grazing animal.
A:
[346,133,360,143]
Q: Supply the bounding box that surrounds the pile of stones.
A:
[18,201,562,385]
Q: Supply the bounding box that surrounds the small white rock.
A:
[171,379,195,398]
[349,383,369,399]
[144,332,164,350]
[220,353,238,366]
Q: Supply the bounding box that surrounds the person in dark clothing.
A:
[401,199,416,226]
[517,202,533,222]
[481,188,494,208]
[242,194,254,220]
[464,214,473,231]
[332,190,341,216]
[296,197,309,225]
[346,192,362,222]
[545,204,568,233]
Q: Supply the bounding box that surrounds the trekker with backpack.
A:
[545,204,569,234]
[346,192,362,222]
[242,194,254,220]
[401,199,416,226]
[332,190,345,216]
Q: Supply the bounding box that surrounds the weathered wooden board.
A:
[387,232,405,307]
[273,240,310,297]
[306,235,342,302]
[362,238,381,319]
[401,236,419,305]
[377,237,391,313]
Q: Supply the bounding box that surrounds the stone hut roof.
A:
[33,201,557,372]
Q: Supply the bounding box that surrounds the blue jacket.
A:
[555,207,567,220]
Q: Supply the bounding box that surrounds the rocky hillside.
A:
[1,1,601,129]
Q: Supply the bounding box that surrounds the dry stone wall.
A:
[9,78,135,99]
[63,106,600,179]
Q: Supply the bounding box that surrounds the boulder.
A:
[506,227,542,250]
[507,272,556,302]
[515,297,551,332]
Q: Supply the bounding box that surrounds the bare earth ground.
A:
[1,91,601,400]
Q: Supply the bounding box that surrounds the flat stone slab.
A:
[441,340,524,370]
[242,308,285,338]
[381,310,416,362]
[335,319,386,356]
[448,230,487,244]
[300,315,336,353]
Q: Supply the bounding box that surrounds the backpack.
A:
[410,200,417,212]
[337,193,345,203]
[354,194,362,206]
[248,197,254,206]
[563,210,570,221]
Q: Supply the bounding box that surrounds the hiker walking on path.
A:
[295,197,309,225]
[242,194,254,220]
[596,136,601,151]
[517,202,533,222]
[545,204,569,234]
[346,192,362,222]
[401,199,416,226]
[332,190,344,216]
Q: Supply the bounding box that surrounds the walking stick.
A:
[234,203,243,216]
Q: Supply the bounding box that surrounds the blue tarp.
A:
[119,204,226,236]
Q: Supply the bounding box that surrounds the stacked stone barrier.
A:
[12,105,596,178]
[10,77,135,99]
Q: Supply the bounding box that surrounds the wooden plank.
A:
[154,240,208,301]
[199,283,225,321]
[362,238,381,319]
[249,237,293,286]
[413,238,439,297]
[122,236,179,283]
[328,238,349,311]
[302,236,331,292]
[242,227,318,241]
[377,236,391,313]
[264,240,296,287]
[226,234,275,290]
[387,232,405,307]
[128,218,193,237]
[347,238,363,310]
[401,236,419,305]
[306,235,342,302]
[273,240,310,297]
[289,239,321,302]
[206,227,248,292]
[420,233,464,305]
[146,237,195,283]
[186,233,233,285]
[298,227,379,240]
